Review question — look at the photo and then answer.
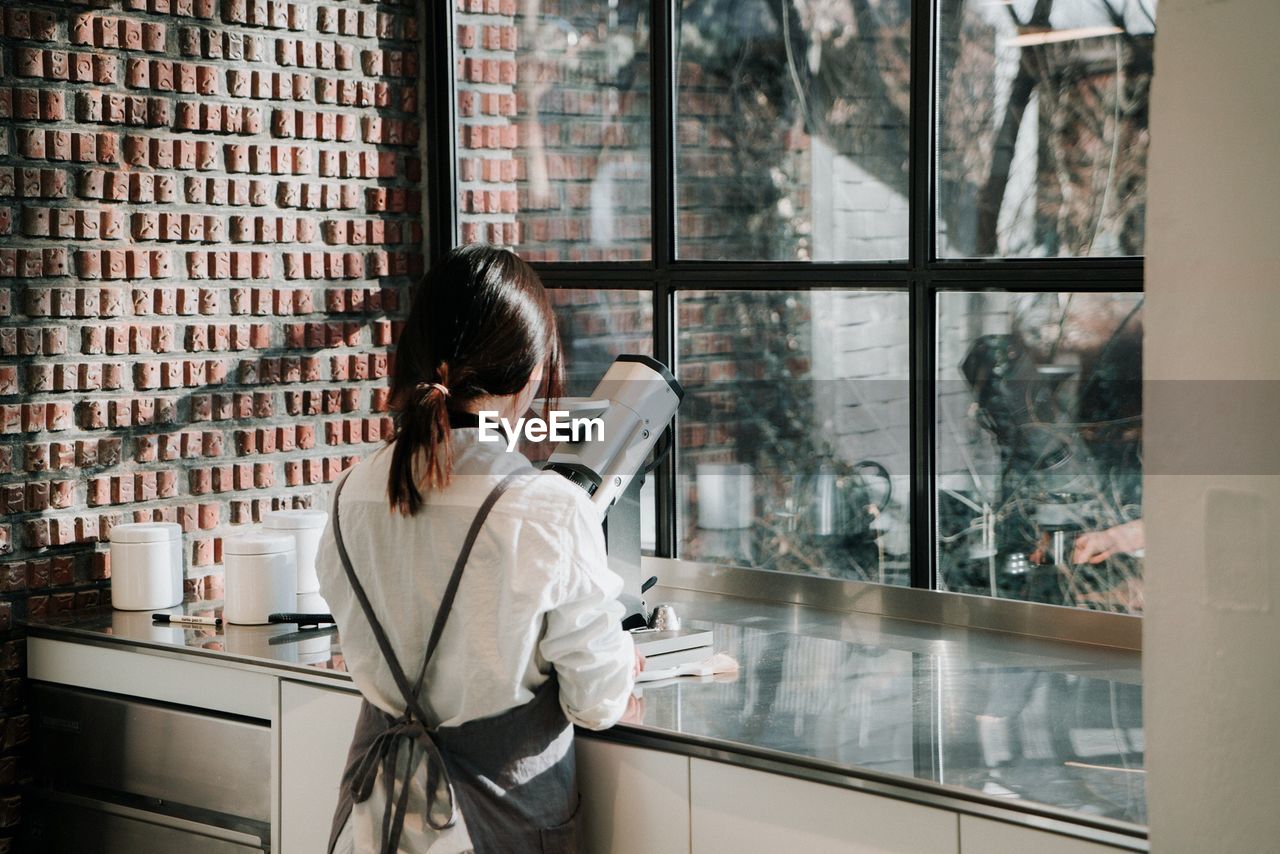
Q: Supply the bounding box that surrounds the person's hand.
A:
[1079,578,1145,613]
[620,691,645,725]
[633,648,646,678]
[1073,520,1145,564]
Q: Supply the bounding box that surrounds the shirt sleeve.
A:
[537,492,636,730]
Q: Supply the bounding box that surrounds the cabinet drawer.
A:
[26,792,265,854]
[32,682,271,825]
[28,637,275,719]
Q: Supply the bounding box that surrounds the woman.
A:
[316,245,638,853]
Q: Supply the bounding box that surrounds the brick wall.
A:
[0,0,423,841]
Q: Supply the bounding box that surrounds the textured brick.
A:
[0,7,419,833]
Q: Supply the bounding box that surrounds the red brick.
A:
[0,0,412,621]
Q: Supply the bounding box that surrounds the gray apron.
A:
[327,470,582,854]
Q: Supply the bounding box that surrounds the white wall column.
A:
[1145,0,1280,850]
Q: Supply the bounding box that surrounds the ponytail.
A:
[387,364,454,515]
[384,244,560,516]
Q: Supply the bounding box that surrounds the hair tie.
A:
[416,382,450,399]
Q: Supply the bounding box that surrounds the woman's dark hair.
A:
[387,244,563,514]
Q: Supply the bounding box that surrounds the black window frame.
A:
[423,0,1146,594]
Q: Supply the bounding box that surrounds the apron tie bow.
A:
[347,714,458,854]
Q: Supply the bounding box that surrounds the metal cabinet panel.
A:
[25,794,264,854]
[690,758,959,854]
[31,682,271,824]
[279,680,362,854]
[577,738,691,854]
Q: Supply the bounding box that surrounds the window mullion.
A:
[653,0,678,556]
[908,0,939,589]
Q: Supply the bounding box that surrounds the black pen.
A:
[152,613,222,627]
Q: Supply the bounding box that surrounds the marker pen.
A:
[152,613,222,627]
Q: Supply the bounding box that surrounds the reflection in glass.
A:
[548,289,654,395]
[547,289,656,548]
[936,292,1144,611]
[676,290,911,582]
[456,1,652,260]
[936,0,1156,257]
[675,0,911,261]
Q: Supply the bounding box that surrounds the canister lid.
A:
[223,532,295,556]
[110,522,183,544]
[262,510,329,531]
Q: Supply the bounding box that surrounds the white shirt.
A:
[317,430,635,853]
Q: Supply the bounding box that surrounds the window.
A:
[674,1,911,261]
[676,290,910,582]
[441,0,1150,612]
[936,0,1155,257]
[937,292,1143,610]
[454,0,652,260]
[548,289,654,395]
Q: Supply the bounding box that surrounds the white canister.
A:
[262,509,329,596]
[110,522,184,610]
[223,533,297,625]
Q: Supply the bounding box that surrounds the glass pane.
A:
[454,1,652,260]
[548,289,654,395]
[674,1,911,261]
[936,1,1156,257]
[547,289,656,549]
[676,290,911,582]
[936,292,1144,611]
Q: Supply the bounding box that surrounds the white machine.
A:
[544,355,683,513]
[544,355,712,662]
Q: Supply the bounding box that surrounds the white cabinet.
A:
[576,738,691,854]
[689,758,959,854]
[960,816,1124,854]
[279,681,362,854]
[29,637,275,719]
[28,637,1139,854]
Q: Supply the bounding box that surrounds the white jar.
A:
[262,509,329,597]
[695,463,754,530]
[223,533,297,625]
[110,522,184,610]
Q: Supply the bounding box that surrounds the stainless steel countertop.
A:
[25,585,1146,846]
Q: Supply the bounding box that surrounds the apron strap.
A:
[330,468,428,723]
[331,466,528,724]
[413,469,526,698]
[328,465,530,853]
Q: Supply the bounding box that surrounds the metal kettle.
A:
[803,458,893,542]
